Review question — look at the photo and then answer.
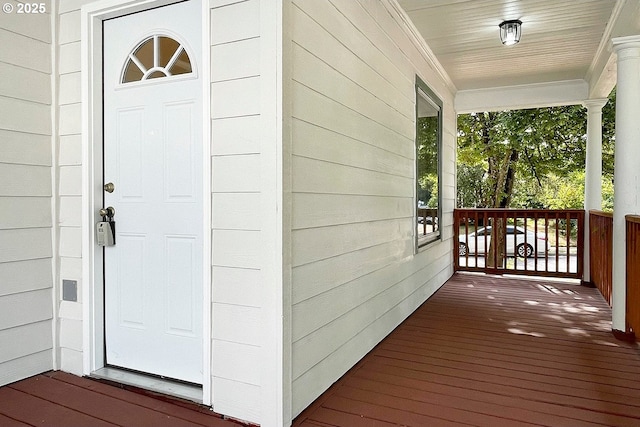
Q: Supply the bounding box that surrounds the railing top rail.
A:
[590,210,614,218]
[626,214,640,224]
[455,208,585,214]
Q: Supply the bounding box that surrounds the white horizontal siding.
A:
[51,1,84,378]
[211,377,260,422]
[0,350,52,387]
[290,0,456,417]
[211,115,260,155]
[0,130,51,166]
[0,25,54,379]
[210,0,259,45]
[211,37,260,82]
[0,164,51,196]
[211,76,261,118]
[293,0,414,101]
[0,321,52,365]
[292,44,413,141]
[292,218,412,267]
[213,304,261,348]
[292,82,414,159]
[0,1,50,41]
[0,96,51,135]
[210,0,263,422]
[292,193,413,229]
[211,154,261,193]
[59,41,80,75]
[58,10,81,45]
[0,62,50,104]
[0,28,51,73]
[0,197,52,229]
[292,155,413,197]
[0,289,52,331]
[292,119,413,179]
[58,135,81,166]
[211,193,260,231]
[211,266,261,307]
[0,259,52,297]
[0,228,52,263]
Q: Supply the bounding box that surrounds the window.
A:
[121,35,192,84]
[415,78,442,249]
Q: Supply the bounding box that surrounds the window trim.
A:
[415,76,443,251]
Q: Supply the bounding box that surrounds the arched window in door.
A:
[121,35,192,83]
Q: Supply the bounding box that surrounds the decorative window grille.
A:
[122,35,192,83]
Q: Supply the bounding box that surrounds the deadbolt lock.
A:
[99,206,116,218]
[104,182,115,193]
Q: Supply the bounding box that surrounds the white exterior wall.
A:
[210,0,263,421]
[57,0,84,376]
[289,0,456,416]
[0,5,54,385]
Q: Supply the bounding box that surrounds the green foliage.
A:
[417,114,439,208]
[542,171,585,209]
[456,164,487,207]
[456,89,616,209]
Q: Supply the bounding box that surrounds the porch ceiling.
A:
[397,0,640,112]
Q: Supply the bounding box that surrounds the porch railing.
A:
[589,210,613,305]
[626,215,640,336]
[454,208,584,279]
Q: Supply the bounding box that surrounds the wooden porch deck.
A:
[293,273,640,427]
[0,371,241,426]
[2,273,639,426]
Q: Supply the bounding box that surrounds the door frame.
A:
[80,0,212,405]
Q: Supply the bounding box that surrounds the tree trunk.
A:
[487,150,519,268]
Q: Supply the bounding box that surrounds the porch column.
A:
[582,98,608,285]
[611,36,640,334]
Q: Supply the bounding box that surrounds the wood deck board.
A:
[363,358,640,419]
[387,332,640,372]
[0,387,117,427]
[10,375,205,427]
[395,323,640,364]
[349,370,639,427]
[46,371,230,426]
[333,385,543,427]
[378,337,640,382]
[293,273,640,427]
[0,413,32,427]
[0,372,242,427]
[373,347,640,394]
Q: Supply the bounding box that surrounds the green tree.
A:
[456,89,616,265]
[457,89,616,209]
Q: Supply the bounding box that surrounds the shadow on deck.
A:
[293,273,640,427]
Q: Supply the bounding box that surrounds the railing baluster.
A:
[545,212,549,274]
[566,212,571,274]
[533,212,539,273]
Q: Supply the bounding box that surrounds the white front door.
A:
[102,0,203,384]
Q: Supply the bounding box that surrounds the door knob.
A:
[99,207,116,218]
[104,182,115,193]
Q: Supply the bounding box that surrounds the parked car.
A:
[418,215,436,225]
[458,225,548,258]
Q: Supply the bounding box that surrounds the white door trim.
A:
[80,0,212,405]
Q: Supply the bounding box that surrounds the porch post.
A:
[582,98,607,285]
[611,36,640,335]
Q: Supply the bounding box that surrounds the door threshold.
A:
[91,367,202,403]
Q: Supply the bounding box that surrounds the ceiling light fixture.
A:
[499,20,522,46]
